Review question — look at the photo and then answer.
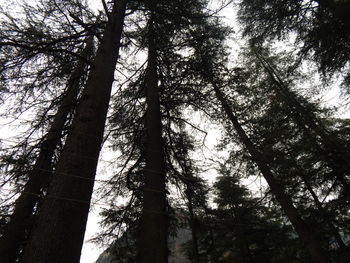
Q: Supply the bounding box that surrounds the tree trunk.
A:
[212,81,330,263]
[0,37,92,263]
[302,176,346,249]
[204,208,220,262]
[252,48,350,194]
[21,1,127,262]
[268,144,346,250]
[187,193,201,263]
[139,11,168,263]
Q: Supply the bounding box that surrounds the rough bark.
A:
[212,81,330,263]
[139,12,168,263]
[21,1,127,262]
[0,37,92,263]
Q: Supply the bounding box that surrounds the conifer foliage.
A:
[0,0,349,263]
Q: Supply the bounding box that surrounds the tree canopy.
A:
[0,0,349,263]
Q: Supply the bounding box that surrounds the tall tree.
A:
[238,0,350,88]
[211,79,330,263]
[92,1,224,262]
[181,15,332,261]
[0,36,93,263]
[249,45,350,195]
[21,1,127,262]
[139,3,168,262]
[235,46,350,255]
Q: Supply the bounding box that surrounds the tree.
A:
[180,15,332,261]
[0,1,99,261]
[139,2,168,262]
[211,80,330,263]
[92,1,227,262]
[238,0,350,88]
[20,0,127,262]
[208,169,307,263]
[0,36,93,263]
[2,1,350,262]
[235,45,350,257]
[250,45,350,195]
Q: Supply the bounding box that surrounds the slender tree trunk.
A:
[211,81,330,263]
[187,193,201,263]
[302,176,346,249]
[270,145,347,249]
[283,148,347,249]
[253,48,350,193]
[204,208,220,262]
[21,1,127,262]
[140,11,168,263]
[0,37,92,263]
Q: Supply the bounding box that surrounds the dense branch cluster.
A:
[0,0,349,263]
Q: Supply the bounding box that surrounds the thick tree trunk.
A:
[0,37,92,263]
[212,82,330,263]
[139,13,168,263]
[21,1,127,262]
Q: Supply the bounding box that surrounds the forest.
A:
[0,0,349,262]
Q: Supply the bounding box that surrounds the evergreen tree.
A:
[1,1,350,262]
[0,1,99,261]
[0,36,93,263]
[20,1,127,261]
[212,79,330,263]
[89,2,227,262]
[238,0,350,87]
[180,13,333,261]
[207,168,307,263]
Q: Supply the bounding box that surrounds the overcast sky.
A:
[1,1,348,263]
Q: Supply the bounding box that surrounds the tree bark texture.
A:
[212,82,331,263]
[21,1,127,262]
[0,37,93,263]
[140,12,168,263]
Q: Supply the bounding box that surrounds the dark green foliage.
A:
[182,167,308,263]
[221,46,350,260]
[1,0,350,262]
[238,0,350,87]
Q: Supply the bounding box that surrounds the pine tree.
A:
[238,0,350,87]
[21,1,127,261]
[92,1,226,262]
[212,80,330,263]
[0,36,93,263]
[209,168,307,263]
[2,1,350,262]
[0,1,99,260]
[139,3,168,262]
[180,14,332,261]
[249,45,350,195]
